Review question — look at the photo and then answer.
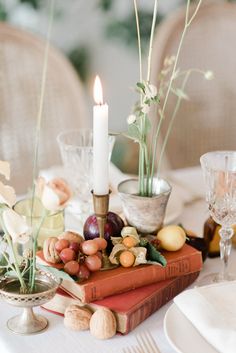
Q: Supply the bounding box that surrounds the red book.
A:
[37,244,202,303]
[42,271,199,334]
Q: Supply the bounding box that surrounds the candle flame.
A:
[93,75,103,105]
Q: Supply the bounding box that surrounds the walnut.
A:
[64,305,92,331]
[43,237,61,263]
[58,231,84,244]
[89,308,116,340]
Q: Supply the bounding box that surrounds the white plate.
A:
[164,303,217,353]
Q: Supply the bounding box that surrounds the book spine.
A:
[81,250,202,303]
[124,271,199,334]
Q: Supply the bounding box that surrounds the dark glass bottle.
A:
[203,217,220,258]
[203,217,236,258]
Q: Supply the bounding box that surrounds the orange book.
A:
[42,271,199,334]
[37,244,202,303]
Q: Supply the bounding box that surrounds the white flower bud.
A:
[145,83,157,99]
[204,71,214,80]
[141,103,150,114]
[2,208,30,244]
[127,114,136,125]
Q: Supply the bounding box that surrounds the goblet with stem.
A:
[200,151,236,285]
[57,129,115,226]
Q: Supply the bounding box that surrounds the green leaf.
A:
[0,252,8,267]
[145,242,167,267]
[37,265,74,282]
[136,82,145,91]
[152,95,160,103]
[144,98,151,105]
[127,124,141,143]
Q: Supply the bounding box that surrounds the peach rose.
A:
[36,177,72,212]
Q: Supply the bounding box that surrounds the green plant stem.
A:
[4,233,27,291]
[31,0,55,222]
[133,0,143,104]
[144,0,158,195]
[150,21,188,178]
[144,142,151,195]
[147,0,158,82]
[174,68,207,79]
[149,0,202,187]
[187,0,202,27]
[30,212,47,291]
[157,72,190,175]
[138,143,142,193]
[21,263,32,278]
[28,237,33,288]
[139,144,145,195]
[1,251,17,273]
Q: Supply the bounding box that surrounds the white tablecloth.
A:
[0,167,232,353]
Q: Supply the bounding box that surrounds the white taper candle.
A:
[93,76,109,195]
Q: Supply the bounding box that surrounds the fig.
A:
[83,212,124,247]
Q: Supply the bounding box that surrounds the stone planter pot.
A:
[118,178,171,234]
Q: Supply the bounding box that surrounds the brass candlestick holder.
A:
[92,190,117,270]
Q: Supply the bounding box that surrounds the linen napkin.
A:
[174,281,236,353]
[165,166,205,204]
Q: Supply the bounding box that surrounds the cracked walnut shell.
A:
[43,237,61,264]
[58,230,84,244]
[89,308,116,340]
[64,305,92,331]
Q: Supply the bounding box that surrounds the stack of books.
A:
[38,243,202,334]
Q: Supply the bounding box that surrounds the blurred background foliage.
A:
[0,0,231,174]
[0,0,233,83]
[0,0,210,84]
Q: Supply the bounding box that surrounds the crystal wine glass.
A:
[57,129,115,221]
[200,151,236,285]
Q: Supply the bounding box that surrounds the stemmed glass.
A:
[200,151,236,285]
[57,129,115,223]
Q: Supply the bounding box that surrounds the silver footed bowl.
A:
[0,269,61,335]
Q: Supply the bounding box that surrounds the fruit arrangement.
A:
[109,226,167,268]
[108,224,203,268]
[42,222,205,278]
[43,231,108,280]
[83,212,124,252]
